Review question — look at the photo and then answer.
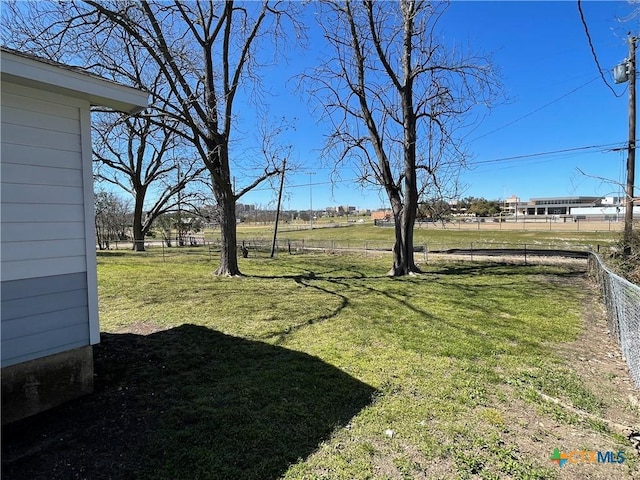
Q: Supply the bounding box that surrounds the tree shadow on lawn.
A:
[251,269,367,344]
[2,324,377,480]
[428,261,587,277]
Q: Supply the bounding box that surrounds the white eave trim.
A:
[0,49,149,114]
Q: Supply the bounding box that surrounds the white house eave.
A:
[0,50,149,114]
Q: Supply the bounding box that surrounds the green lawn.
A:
[95,251,636,479]
[228,222,618,252]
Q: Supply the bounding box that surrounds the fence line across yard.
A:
[588,254,640,389]
[97,238,599,262]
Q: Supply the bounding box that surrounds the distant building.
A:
[325,205,357,216]
[448,199,468,216]
[505,196,638,220]
[236,203,256,212]
[502,196,525,217]
[373,195,638,225]
[371,210,393,221]
[525,196,603,216]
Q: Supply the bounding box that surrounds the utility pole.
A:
[270,159,286,258]
[308,172,315,229]
[625,34,637,257]
[177,160,183,246]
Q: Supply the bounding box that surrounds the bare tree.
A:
[307,0,500,275]
[80,31,208,252]
[94,190,131,250]
[3,0,303,275]
[93,111,207,252]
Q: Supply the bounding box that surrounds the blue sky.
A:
[237,1,640,212]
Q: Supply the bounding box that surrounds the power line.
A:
[470,76,600,142]
[243,142,626,194]
[466,142,625,167]
[577,0,625,98]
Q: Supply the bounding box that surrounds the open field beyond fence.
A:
[3,251,639,479]
[103,222,622,262]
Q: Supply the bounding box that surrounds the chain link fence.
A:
[589,254,640,388]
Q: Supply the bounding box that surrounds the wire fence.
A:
[95,238,402,262]
[589,254,640,388]
[384,217,625,232]
[236,239,596,265]
[98,237,598,264]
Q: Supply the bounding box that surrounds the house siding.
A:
[1,273,90,367]
[1,47,149,423]
[1,82,93,366]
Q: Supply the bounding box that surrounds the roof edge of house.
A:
[1,46,149,114]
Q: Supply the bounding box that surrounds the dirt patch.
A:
[488,274,640,479]
[558,279,640,433]
[498,395,633,479]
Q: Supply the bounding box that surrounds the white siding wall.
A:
[1,82,96,366]
[1,82,87,281]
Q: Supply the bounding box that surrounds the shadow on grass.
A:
[251,269,367,344]
[428,261,586,277]
[2,325,376,480]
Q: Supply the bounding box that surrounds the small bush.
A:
[605,221,640,284]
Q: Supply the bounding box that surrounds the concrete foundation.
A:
[1,346,94,425]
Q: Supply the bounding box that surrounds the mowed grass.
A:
[230,222,619,251]
[96,251,635,479]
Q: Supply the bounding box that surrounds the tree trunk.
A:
[215,190,240,276]
[389,201,406,276]
[96,226,105,250]
[132,188,147,252]
[387,186,421,277]
[210,143,241,275]
[387,195,407,276]
[206,127,244,275]
[401,123,421,275]
[402,201,420,273]
[388,214,421,276]
[132,222,145,251]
